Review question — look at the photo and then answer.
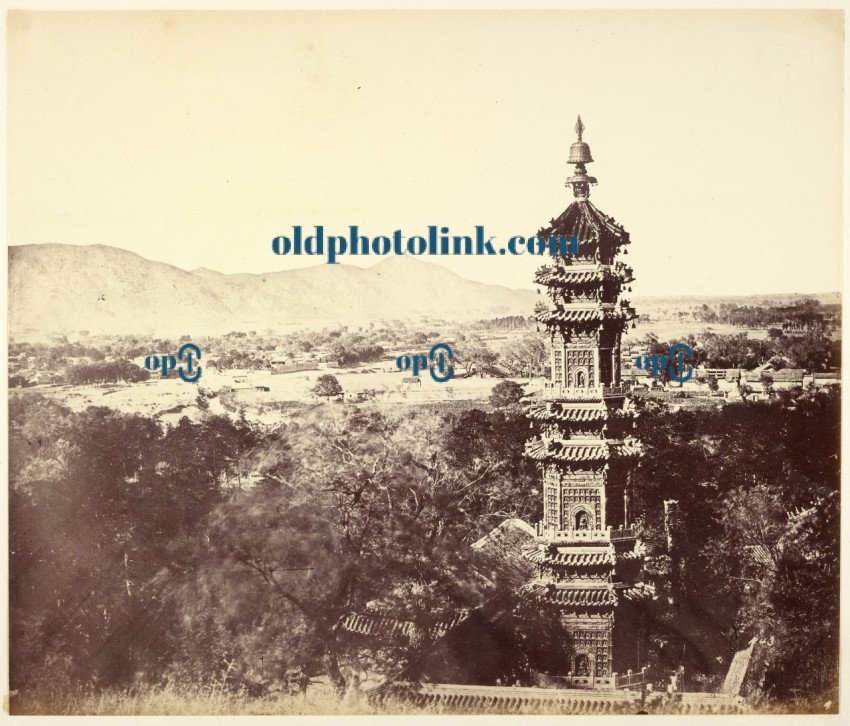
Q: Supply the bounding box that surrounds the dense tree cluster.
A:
[65,359,150,385]
[690,299,837,329]
[471,316,533,332]
[632,389,839,710]
[639,329,839,372]
[9,396,538,708]
[8,386,838,713]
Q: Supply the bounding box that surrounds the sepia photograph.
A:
[4,7,844,718]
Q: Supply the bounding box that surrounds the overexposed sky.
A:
[7,10,844,296]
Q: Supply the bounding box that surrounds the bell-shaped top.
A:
[565,115,597,199]
[568,141,594,164]
[567,115,594,163]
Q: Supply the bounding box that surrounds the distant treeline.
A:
[65,359,149,385]
[331,343,386,367]
[692,300,839,328]
[471,315,534,332]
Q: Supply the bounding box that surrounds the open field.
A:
[12,366,541,425]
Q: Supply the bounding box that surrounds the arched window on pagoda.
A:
[575,510,590,530]
[575,370,586,387]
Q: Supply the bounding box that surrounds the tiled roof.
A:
[525,438,610,462]
[611,438,644,458]
[537,199,630,246]
[744,544,774,567]
[620,582,656,601]
[344,519,536,641]
[471,518,538,591]
[526,401,609,423]
[525,436,643,462]
[770,368,805,382]
[525,581,617,607]
[534,306,632,325]
[813,372,839,379]
[341,609,470,638]
[745,368,804,383]
[534,263,634,287]
[522,543,616,567]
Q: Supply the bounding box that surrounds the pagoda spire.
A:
[566,115,597,200]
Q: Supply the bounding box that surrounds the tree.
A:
[312,374,343,400]
[489,380,525,410]
[456,340,499,378]
[500,333,547,378]
[706,376,719,392]
[9,398,259,696]
[175,407,487,696]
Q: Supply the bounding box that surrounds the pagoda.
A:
[522,117,645,687]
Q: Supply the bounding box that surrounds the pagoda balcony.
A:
[610,525,640,543]
[535,522,641,544]
[540,384,629,400]
[536,522,613,542]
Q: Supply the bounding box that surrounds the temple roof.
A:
[534,304,635,326]
[537,199,629,246]
[525,581,617,607]
[525,436,644,462]
[523,543,616,567]
[527,401,608,423]
[526,400,637,423]
[535,263,634,287]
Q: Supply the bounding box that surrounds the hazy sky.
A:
[7,10,843,296]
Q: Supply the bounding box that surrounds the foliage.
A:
[66,359,149,385]
[498,333,548,378]
[7,381,839,713]
[9,398,259,693]
[632,390,839,707]
[489,380,526,410]
[312,374,343,400]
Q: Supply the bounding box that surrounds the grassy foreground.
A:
[10,684,384,716]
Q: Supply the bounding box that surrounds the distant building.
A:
[804,371,840,388]
[270,359,318,375]
[745,368,804,391]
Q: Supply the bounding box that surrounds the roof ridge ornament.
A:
[566,115,597,200]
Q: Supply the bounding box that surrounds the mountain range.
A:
[8,243,537,335]
[9,244,838,337]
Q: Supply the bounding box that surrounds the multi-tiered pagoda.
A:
[522,117,645,687]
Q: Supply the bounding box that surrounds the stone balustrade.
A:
[539,383,629,400]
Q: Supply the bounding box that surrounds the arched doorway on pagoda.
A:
[574,653,591,676]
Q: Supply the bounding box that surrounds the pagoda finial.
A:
[566,114,597,199]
